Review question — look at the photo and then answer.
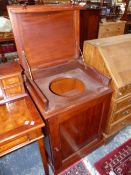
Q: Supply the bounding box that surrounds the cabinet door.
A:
[60,102,103,159]
[48,101,106,169]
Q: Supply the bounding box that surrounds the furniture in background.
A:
[80,8,101,50]
[0,32,17,63]
[124,8,131,33]
[98,20,126,38]
[8,5,112,174]
[0,61,25,104]
[83,34,131,141]
[0,61,49,175]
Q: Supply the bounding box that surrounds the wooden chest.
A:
[83,34,131,140]
[0,62,26,104]
[8,5,112,173]
[98,21,126,38]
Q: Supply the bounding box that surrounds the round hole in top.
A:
[49,77,85,97]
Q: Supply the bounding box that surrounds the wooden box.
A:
[83,34,131,140]
[8,5,112,173]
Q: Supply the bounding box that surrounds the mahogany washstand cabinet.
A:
[8,5,112,173]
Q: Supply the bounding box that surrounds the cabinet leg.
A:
[38,138,49,175]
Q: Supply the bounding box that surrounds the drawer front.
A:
[98,23,125,38]
[110,115,131,134]
[0,129,43,156]
[3,32,14,39]
[2,76,20,87]
[113,106,131,122]
[0,135,28,154]
[115,24,125,33]
[99,26,114,38]
[5,86,22,96]
[113,95,131,111]
[115,84,131,99]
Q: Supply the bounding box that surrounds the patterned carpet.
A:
[0,125,130,175]
[58,160,91,175]
[95,139,131,175]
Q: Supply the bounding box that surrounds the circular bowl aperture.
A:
[49,77,85,97]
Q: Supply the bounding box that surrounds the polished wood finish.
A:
[83,34,131,140]
[8,5,112,173]
[0,96,49,174]
[98,21,126,38]
[80,9,101,50]
[50,77,85,97]
[8,5,80,70]
[25,61,112,174]
[0,62,26,104]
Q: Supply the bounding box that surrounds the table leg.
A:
[38,138,49,175]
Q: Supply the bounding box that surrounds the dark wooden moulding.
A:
[8,5,112,174]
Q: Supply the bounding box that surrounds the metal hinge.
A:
[77,42,87,69]
[22,51,33,80]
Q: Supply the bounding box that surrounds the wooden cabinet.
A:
[25,61,112,173]
[98,21,126,38]
[0,62,26,104]
[80,8,101,50]
[8,5,112,173]
[83,34,131,140]
[44,95,111,172]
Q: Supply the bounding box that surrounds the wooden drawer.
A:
[3,32,14,39]
[113,94,131,111]
[110,115,131,134]
[0,129,43,156]
[98,22,125,38]
[113,106,131,122]
[0,135,28,154]
[5,86,22,96]
[116,84,131,99]
[2,76,20,87]
[115,23,125,32]
[98,26,114,38]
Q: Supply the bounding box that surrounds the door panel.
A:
[60,103,103,160]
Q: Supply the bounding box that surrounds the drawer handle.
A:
[54,147,60,152]
[122,110,129,115]
[119,92,122,96]
[121,122,126,126]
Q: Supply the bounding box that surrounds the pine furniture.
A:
[83,34,131,140]
[98,21,126,38]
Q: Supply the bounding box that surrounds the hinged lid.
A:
[8,5,81,71]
